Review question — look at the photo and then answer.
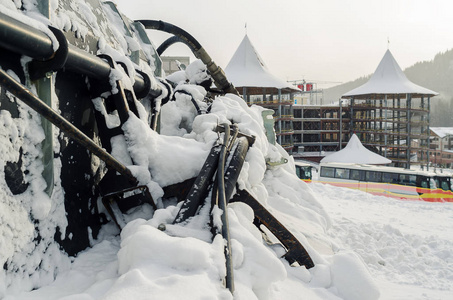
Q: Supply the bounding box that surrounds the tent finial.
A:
[387,36,390,50]
[245,22,247,35]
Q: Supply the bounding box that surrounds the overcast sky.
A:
[113,0,453,88]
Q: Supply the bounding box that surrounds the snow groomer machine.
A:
[0,0,313,293]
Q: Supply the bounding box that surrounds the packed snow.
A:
[1,1,453,300]
[311,177,453,300]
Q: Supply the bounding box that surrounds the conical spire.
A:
[225,35,299,91]
[343,50,437,98]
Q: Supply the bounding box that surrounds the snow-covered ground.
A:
[4,178,452,299]
[1,1,453,299]
[311,181,453,300]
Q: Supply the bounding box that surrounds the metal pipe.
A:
[0,12,54,60]
[0,11,151,96]
[173,144,222,224]
[216,123,234,293]
[223,137,249,202]
[0,68,139,186]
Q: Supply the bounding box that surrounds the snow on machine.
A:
[0,0,313,293]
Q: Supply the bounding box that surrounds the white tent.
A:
[342,50,438,98]
[224,35,299,94]
[321,134,391,164]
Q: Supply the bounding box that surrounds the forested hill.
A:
[323,49,453,126]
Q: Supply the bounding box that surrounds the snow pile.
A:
[0,2,383,299]
[0,72,70,295]
[312,182,453,299]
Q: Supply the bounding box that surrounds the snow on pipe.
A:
[0,67,139,187]
[136,19,239,96]
[0,11,157,98]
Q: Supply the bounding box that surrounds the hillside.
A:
[323,49,453,126]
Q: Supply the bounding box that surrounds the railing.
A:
[274,114,294,120]
[351,102,429,111]
[248,100,294,105]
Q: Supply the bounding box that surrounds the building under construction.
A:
[292,104,350,158]
[345,95,431,167]
[224,36,437,168]
[341,50,437,168]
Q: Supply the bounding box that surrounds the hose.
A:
[174,89,202,115]
[136,20,239,96]
[156,35,184,56]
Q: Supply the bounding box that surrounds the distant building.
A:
[429,127,453,167]
[342,50,438,169]
[292,104,351,162]
[161,56,190,75]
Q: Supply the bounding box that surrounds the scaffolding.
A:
[348,94,431,168]
[240,87,296,153]
[292,105,351,160]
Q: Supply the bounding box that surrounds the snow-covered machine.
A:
[0,0,313,294]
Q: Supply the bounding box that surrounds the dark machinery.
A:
[0,0,313,294]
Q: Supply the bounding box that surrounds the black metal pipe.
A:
[65,44,111,80]
[137,19,239,96]
[173,144,222,224]
[0,68,139,187]
[0,11,151,96]
[224,137,249,201]
[0,13,54,60]
[65,45,147,93]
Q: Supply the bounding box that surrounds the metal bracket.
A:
[230,189,315,269]
[102,185,156,229]
[29,26,69,80]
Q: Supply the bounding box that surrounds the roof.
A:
[224,35,300,94]
[320,134,392,164]
[342,50,438,99]
[430,127,453,138]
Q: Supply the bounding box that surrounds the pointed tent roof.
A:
[321,134,391,164]
[342,50,438,99]
[225,35,299,95]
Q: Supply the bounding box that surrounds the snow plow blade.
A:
[231,189,315,269]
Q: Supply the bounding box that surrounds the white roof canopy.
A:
[430,127,453,139]
[225,35,299,93]
[342,50,438,99]
[321,134,391,164]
